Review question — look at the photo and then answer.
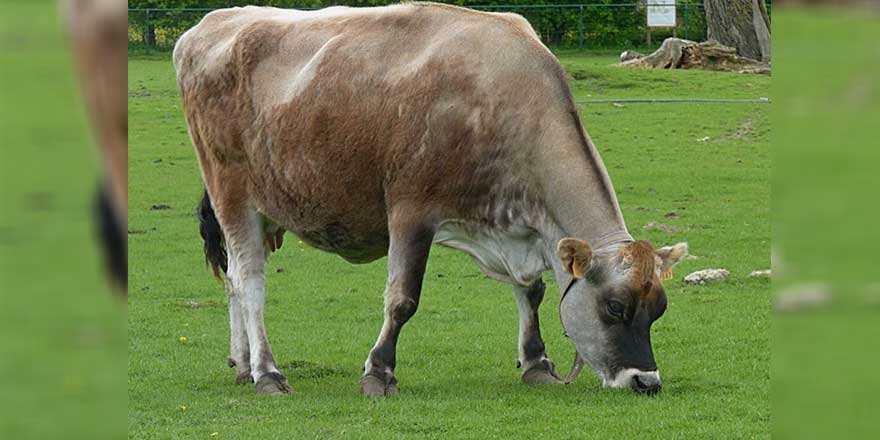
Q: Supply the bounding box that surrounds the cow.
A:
[173,2,688,397]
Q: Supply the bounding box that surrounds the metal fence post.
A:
[684,2,689,41]
[145,10,152,50]
[578,6,584,50]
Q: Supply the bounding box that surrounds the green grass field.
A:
[128,50,769,439]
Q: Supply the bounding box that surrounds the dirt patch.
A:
[643,221,685,233]
[175,299,223,309]
[24,192,55,211]
[565,67,605,82]
[280,360,348,380]
[724,118,755,141]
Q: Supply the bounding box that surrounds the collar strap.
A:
[559,276,579,338]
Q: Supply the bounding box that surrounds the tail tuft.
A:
[95,182,128,293]
[197,190,227,279]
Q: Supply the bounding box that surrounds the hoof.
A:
[255,372,292,395]
[522,360,564,385]
[229,358,253,384]
[235,370,254,384]
[360,374,397,397]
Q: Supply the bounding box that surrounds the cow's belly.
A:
[294,223,389,264]
[249,170,390,264]
[433,220,547,286]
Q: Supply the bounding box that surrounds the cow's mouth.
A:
[631,373,662,395]
[603,367,663,395]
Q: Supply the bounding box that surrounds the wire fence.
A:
[576,97,771,104]
[128,2,770,52]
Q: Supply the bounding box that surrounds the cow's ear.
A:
[558,238,593,279]
[656,242,688,281]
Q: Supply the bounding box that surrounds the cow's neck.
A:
[527,112,633,293]
[435,109,631,288]
[536,110,632,261]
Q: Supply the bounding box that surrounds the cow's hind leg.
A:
[514,279,563,384]
[361,218,433,397]
[221,207,290,394]
[226,286,252,384]
[199,191,254,384]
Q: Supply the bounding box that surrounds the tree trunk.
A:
[705,0,771,62]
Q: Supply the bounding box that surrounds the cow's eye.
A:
[607,300,625,319]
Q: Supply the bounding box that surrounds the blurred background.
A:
[0,0,877,438]
[772,1,880,438]
[1,0,126,439]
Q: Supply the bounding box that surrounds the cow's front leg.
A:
[514,279,563,384]
[361,219,433,397]
[224,209,290,394]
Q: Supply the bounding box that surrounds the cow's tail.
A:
[197,189,227,279]
[95,181,127,294]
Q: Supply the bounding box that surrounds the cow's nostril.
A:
[632,374,662,395]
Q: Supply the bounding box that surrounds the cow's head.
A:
[556,239,687,394]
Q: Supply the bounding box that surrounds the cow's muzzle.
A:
[602,368,662,395]
[631,371,662,395]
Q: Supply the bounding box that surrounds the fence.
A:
[128,2,769,52]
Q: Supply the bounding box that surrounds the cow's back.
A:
[175,3,574,262]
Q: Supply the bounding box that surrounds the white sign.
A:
[647,0,677,27]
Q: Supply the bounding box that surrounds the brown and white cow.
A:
[174,3,687,396]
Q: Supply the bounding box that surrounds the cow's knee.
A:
[389,295,418,324]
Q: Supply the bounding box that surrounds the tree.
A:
[705,0,771,62]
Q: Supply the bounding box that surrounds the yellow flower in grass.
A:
[179,336,188,343]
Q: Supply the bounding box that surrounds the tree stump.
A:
[619,38,770,74]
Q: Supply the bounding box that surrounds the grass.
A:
[128,48,769,439]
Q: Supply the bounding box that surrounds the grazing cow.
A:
[174,3,688,396]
